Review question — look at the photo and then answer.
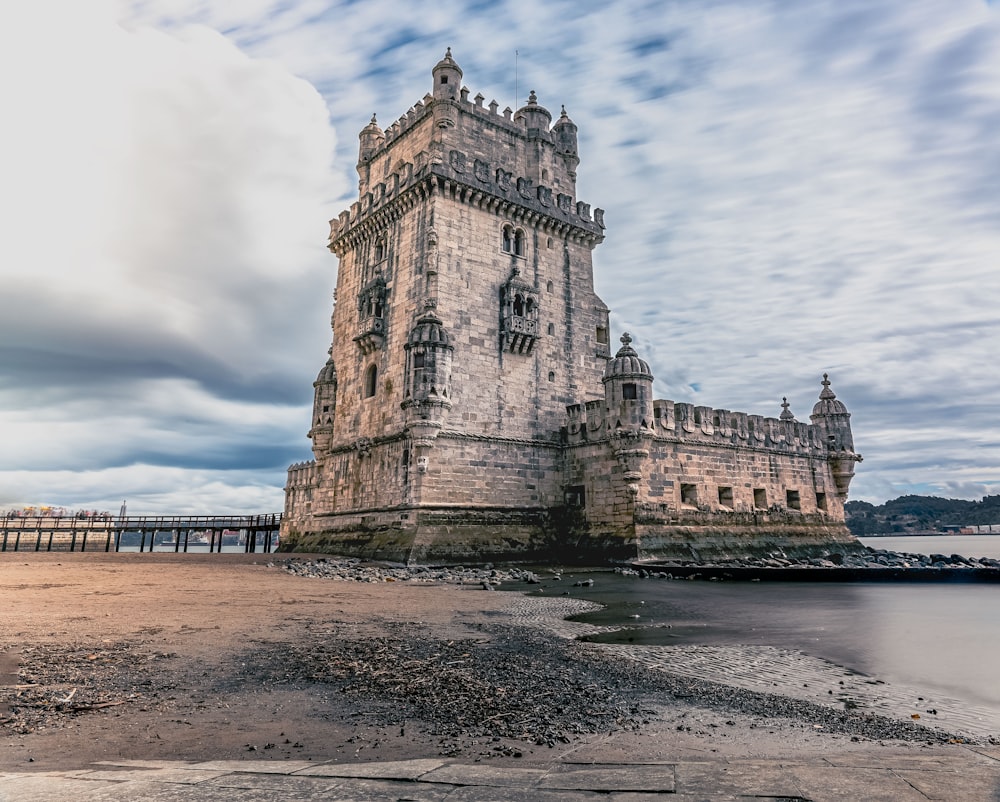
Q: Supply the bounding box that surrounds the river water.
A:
[520,535,1000,732]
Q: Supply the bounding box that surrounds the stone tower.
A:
[283,51,862,563]
[283,50,611,560]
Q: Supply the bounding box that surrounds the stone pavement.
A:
[3,749,1000,801]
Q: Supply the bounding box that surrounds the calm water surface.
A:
[860,534,1000,560]
[521,539,1000,724]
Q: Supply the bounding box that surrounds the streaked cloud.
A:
[3,0,1000,511]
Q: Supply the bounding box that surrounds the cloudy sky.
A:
[3,0,1000,514]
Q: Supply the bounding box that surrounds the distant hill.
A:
[845,495,1000,536]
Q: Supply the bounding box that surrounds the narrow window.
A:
[718,487,733,509]
[413,352,425,369]
[815,492,827,512]
[753,488,767,509]
[786,490,801,510]
[548,371,555,382]
[566,485,586,507]
[546,280,554,292]
[440,75,448,84]
[501,225,512,253]
[622,383,637,400]
[547,323,555,335]
[363,364,378,398]
[374,237,385,262]
[514,228,525,257]
[596,326,609,345]
[513,294,524,316]
[681,484,697,507]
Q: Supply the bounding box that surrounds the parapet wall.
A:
[566,398,825,456]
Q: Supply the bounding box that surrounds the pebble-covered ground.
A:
[275,556,990,750]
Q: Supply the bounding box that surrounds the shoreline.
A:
[1,552,995,777]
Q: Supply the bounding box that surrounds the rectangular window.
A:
[815,492,827,512]
[622,383,637,400]
[753,488,767,509]
[681,483,697,507]
[786,490,801,510]
[718,486,733,509]
[596,326,609,345]
[413,352,425,369]
[565,485,586,507]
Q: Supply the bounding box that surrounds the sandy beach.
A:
[0,553,988,774]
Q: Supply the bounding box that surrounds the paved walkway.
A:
[3,749,1000,801]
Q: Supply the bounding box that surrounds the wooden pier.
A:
[0,514,282,554]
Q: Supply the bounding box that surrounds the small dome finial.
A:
[819,373,836,400]
[620,332,632,347]
[528,89,537,104]
[445,46,452,58]
[780,397,795,421]
[370,113,377,124]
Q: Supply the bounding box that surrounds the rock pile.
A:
[280,558,548,587]
[624,548,1000,578]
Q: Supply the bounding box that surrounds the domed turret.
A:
[552,105,580,177]
[515,90,552,139]
[407,310,451,350]
[358,114,385,165]
[403,311,454,410]
[810,374,860,498]
[403,310,455,470]
[811,373,849,418]
[432,47,463,101]
[309,351,338,457]
[603,333,654,430]
[604,332,652,382]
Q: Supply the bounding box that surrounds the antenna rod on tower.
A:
[515,50,518,108]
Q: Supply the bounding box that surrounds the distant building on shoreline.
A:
[280,51,862,563]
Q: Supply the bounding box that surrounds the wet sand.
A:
[0,553,985,773]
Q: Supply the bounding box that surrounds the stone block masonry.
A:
[281,50,862,563]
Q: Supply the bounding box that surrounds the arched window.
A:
[373,236,385,262]
[501,225,513,253]
[363,364,378,398]
[547,322,555,335]
[513,294,524,316]
[513,228,525,257]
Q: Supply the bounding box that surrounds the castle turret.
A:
[603,333,654,430]
[603,333,654,495]
[308,351,337,458]
[431,47,463,102]
[810,374,861,497]
[402,310,454,471]
[356,114,384,189]
[515,90,553,140]
[552,105,580,180]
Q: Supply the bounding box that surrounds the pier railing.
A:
[0,514,282,554]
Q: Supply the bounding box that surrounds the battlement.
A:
[329,50,603,252]
[286,460,318,487]
[565,398,828,456]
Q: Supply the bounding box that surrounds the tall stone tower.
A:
[283,50,611,560]
[284,51,862,563]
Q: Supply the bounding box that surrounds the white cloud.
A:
[0,0,341,511]
[4,0,1000,511]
